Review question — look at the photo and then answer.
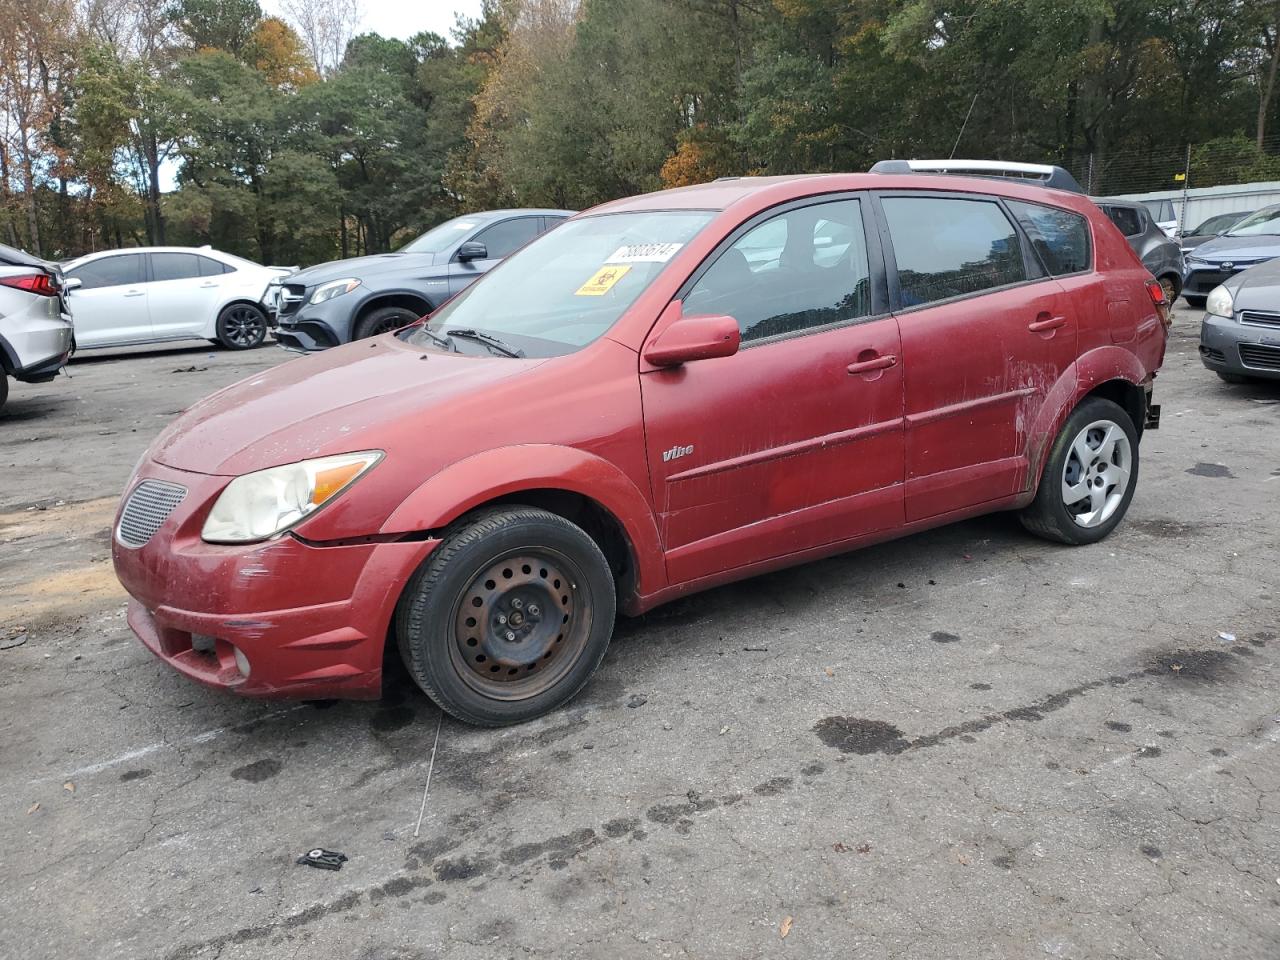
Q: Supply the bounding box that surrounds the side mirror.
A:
[643,306,740,367]
[63,277,81,292]
[457,241,488,262]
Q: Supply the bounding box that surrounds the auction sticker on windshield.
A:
[575,265,631,296]
[606,242,683,263]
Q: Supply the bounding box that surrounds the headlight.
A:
[202,452,382,544]
[310,278,361,304]
[1205,285,1234,319]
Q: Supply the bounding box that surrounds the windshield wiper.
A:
[445,328,525,358]
[417,325,456,351]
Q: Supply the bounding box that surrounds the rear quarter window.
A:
[1007,201,1092,276]
[1103,206,1143,238]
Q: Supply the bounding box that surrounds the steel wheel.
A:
[1061,418,1132,528]
[450,550,592,700]
[217,304,267,349]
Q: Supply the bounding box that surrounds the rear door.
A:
[146,253,227,340]
[447,216,543,297]
[876,192,1079,521]
[64,253,149,347]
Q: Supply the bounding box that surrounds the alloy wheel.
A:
[222,306,266,348]
[1061,418,1132,528]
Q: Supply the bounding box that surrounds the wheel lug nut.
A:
[528,604,539,616]
[506,631,516,642]
[497,614,507,625]
[511,598,523,610]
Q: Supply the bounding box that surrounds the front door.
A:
[64,252,151,348]
[876,192,1079,521]
[146,252,228,340]
[639,196,906,586]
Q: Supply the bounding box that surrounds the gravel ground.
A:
[1,313,1278,960]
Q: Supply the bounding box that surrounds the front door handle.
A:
[123,290,145,297]
[1029,313,1067,332]
[847,353,898,375]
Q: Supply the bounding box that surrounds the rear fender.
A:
[380,444,665,601]
[1024,346,1146,490]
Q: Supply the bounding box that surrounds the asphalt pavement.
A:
[1,317,1277,959]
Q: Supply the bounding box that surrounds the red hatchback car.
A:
[113,162,1169,725]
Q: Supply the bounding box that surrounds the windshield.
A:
[1226,206,1280,237]
[401,215,486,254]
[406,210,715,357]
[1192,212,1247,236]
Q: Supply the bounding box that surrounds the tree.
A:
[281,0,362,75]
[169,0,263,55]
[249,16,319,89]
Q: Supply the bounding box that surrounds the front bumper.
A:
[275,298,353,352]
[1199,312,1280,381]
[112,460,439,699]
[1183,263,1258,296]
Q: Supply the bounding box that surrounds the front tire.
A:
[0,375,8,412]
[354,305,420,341]
[215,303,268,350]
[1019,397,1139,545]
[1184,295,1207,309]
[396,507,616,726]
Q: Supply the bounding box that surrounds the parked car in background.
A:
[0,242,74,412]
[1179,210,1253,255]
[1198,258,1280,382]
[1095,199,1184,302]
[1138,197,1179,237]
[62,247,292,351]
[272,209,573,352]
[1182,205,1280,308]
[114,163,1168,726]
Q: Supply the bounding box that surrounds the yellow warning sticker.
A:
[574,264,631,296]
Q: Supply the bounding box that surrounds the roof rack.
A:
[870,159,1084,195]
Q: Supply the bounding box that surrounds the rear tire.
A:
[0,375,8,412]
[1019,397,1139,545]
[354,305,420,341]
[396,507,616,726]
[215,303,268,350]
[1159,275,1179,304]
[1184,295,1207,309]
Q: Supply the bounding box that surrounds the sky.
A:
[260,0,487,44]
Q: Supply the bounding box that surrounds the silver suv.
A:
[0,242,73,411]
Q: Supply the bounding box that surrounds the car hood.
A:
[1186,234,1280,263]
[287,251,441,286]
[1223,256,1280,305]
[149,335,545,476]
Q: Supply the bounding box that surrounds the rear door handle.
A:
[199,281,218,288]
[1029,313,1067,332]
[847,354,898,375]
[123,290,145,297]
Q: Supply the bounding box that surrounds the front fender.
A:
[379,444,666,601]
[1023,345,1147,490]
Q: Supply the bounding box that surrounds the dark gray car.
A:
[1179,210,1253,255]
[274,208,573,351]
[1094,199,1185,302]
[1198,256,1280,382]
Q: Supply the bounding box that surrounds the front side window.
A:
[401,215,487,254]
[470,217,542,260]
[882,196,1027,307]
[407,210,714,357]
[684,199,872,343]
[1008,200,1091,276]
[67,253,145,290]
[151,253,202,282]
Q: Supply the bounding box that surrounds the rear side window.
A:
[198,255,231,276]
[67,254,145,290]
[1007,201,1092,276]
[881,196,1027,307]
[1104,206,1143,237]
[151,253,201,282]
[471,217,542,260]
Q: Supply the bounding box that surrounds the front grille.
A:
[1240,343,1280,371]
[277,283,307,317]
[117,479,187,547]
[1185,269,1231,292]
[1240,310,1280,329]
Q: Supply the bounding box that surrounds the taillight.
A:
[1145,278,1171,329]
[0,272,59,297]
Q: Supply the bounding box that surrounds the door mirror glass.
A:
[644,304,741,367]
[457,241,488,262]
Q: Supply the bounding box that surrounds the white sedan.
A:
[62,247,294,351]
